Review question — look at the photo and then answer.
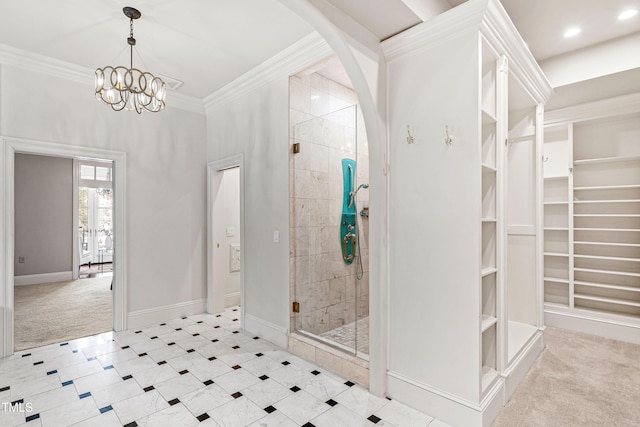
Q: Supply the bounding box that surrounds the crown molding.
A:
[203,31,332,111]
[382,0,552,103]
[0,43,204,115]
[545,92,640,127]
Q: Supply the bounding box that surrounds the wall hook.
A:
[406,125,415,144]
[444,125,453,146]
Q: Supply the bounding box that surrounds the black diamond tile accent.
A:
[11,399,24,406]
[179,370,189,375]
[253,337,259,340]
[214,326,220,329]
[150,336,158,340]
[208,356,217,361]
[232,365,241,370]
[197,413,210,422]
[122,375,133,381]
[216,315,222,317]
[138,353,147,357]
[264,405,276,414]
[256,353,264,357]
[232,319,238,322]
[197,321,203,324]
[160,323,167,326]
[187,349,195,353]
[135,331,142,334]
[86,357,96,362]
[157,361,167,365]
[60,342,69,346]
[211,339,219,343]
[290,386,301,393]
[62,380,73,387]
[326,399,338,407]
[21,353,32,358]
[232,331,239,334]
[345,380,355,387]
[33,361,43,366]
[181,317,187,320]
[175,328,182,331]
[203,380,214,386]
[121,345,130,349]
[124,422,138,427]
[0,386,9,392]
[232,308,238,311]
[144,386,155,392]
[168,342,176,346]
[192,333,200,337]
[79,392,92,399]
[168,398,180,406]
[231,392,243,399]
[26,413,40,422]
[259,375,269,381]
[281,361,290,366]
[386,396,392,400]
[368,415,382,424]
[302,423,316,427]
[311,370,321,375]
[232,345,240,350]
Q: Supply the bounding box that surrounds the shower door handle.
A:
[343,233,356,261]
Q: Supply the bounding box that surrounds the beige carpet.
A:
[14,276,112,351]
[494,326,640,427]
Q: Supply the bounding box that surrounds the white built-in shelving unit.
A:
[544,99,640,343]
[383,0,552,425]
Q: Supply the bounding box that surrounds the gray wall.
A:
[14,154,73,276]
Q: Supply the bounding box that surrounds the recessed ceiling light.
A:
[564,28,581,38]
[618,9,638,20]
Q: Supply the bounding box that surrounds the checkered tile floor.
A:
[0,307,448,426]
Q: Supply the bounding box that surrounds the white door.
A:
[78,162,113,266]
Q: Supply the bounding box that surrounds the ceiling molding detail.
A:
[382,0,552,103]
[203,31,332,111]
[545,92,640,127]
[0,42,205,115]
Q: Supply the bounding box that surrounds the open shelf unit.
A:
[543,109,640,340]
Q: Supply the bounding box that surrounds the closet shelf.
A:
[482,164,497,173]
[574,155,640,165]
[544,176,569,181]
[574,254,640,263]
[544,201,569,206]
[574,214,640,218]
[481,267,497,277]
[481,366,499,391]
[574,184,640,191]
[482,218,497,223]
[482,108,497,124]
[481,315,498,332]
[574,267,640,278]
[574,241,640,248]
[544,302,570,310]
[574,280,640,293]
[574,293,640,308]
[574,199,640,204]
[544,252,569,257]
[544,227,569,231]
[574,227,640,232]
[543,277,569,284]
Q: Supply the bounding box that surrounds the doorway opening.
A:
[207,155,245,327]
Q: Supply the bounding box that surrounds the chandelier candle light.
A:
[95,7,166,113]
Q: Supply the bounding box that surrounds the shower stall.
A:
[291,103,370,357]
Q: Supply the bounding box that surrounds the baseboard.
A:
[14,271,73,286]
[545,304,640,345]
[387,370,504,427]
[225,292,240,308]
[502,330,544,402]
[127,299,207,330]
[244,314,288,349]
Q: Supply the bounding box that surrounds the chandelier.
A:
[95,7,166,113]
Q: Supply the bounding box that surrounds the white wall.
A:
[206,78,291,338]
[1,65,207,319]
[14,154,73,277]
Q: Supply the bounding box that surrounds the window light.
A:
[564,28,581,38]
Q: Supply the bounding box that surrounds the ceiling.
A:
[0,0,638,102]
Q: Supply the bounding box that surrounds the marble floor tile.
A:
[39,395,99,427]
[180,383,234,416]
[310,403,374,427]
[141,324,175,338]
[80,340,121,360]
[134,402,200,427]
[95,348,138,368]
[72,368,121,395]
[274,389,331,425]
[111,389,169,425]
[267,364,315,389]
[69,410,122,427]
[184,358,233,382]
[90,377,145,409]
[10,374,61,401]
[112,355,158,377]
[240,355,285,377]
[165,352,203,373]
[174,334,212,351]
[27,385,80,414]
[215,350,258,367]
[299,371,350,401]
[241,378,293,408]
[56,360,104,383]
[131,364,180,388]
[153,372,204,401]
[374,399,435,426]
[129,337,171,355]
[334,384,390,418]
[205,396,265,427]
[194,341,235,359]
[247,411,299,427]
[212,369,261,394]
[145,343,188,363]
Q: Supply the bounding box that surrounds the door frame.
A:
[1,136,127,357]
[207,154,245,322]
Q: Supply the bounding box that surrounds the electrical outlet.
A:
[273,230,280,243]
[18,256,25,263]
